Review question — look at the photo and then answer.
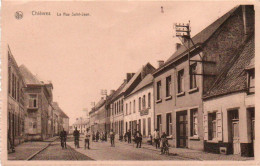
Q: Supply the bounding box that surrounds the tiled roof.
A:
[126,74,153,98]
[19,64,43,85]
[154,6,239,75]
[203,35,254,99]
[108,80,127,103]
[53,102,69,118]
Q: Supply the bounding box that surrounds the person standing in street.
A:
[104,131,107,142]
[73,127,80,148]
[153,129,160,149]
[136,130,142,148]
[60,128,67,149]
[110,129,115,147]
[96,130,100,142]
[127,129,132,143]
[85,128,91,149]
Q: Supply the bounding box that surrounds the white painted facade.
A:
[124,84,154,137]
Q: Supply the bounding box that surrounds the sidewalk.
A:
[8,136,59,160]
[126,139,254,161]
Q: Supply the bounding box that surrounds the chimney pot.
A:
[157,60,164,68]
[175,43,182,50]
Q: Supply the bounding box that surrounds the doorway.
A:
[177,111,188,148]
[228,109,240,154]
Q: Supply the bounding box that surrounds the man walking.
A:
[136,130,142,148]
[127,129,131,143]
[73,127,80,148]
[153,129,160,149]
[110,129,115,147]
[85,128,91,149]
[60,128,67,149]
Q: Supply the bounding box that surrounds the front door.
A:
[232,120,240,154]
[177,111,188,148]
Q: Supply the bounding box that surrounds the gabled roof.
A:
[153,5,239,75]
[126,74,153,98]
[107,80,128,103]
[53,102,69,118]
[203,34,254,99]
[19,64,43,85]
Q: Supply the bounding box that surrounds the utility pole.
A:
[175,21,191,74]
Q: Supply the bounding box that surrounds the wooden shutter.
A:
[216,111,223,141]
[203,114,208,140]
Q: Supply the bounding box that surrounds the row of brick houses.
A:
[7,46,69,152]
[89,5,255,157]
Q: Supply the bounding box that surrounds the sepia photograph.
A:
[0,0,258,165]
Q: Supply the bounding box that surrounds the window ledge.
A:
[165,95,172,101]
[176,92,185,97]
[206,139,219,143]
[188,87,199,94]
[189,136,200,140]
[156,99,162,103]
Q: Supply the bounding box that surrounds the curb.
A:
[26,137,58,160]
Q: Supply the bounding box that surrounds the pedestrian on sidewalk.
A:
[92,131,95,142]
[85,128,91,149]
[96,130,100,142]
[110,129,115,147]
[153,129,160,149]
[127,129,131,143]
[60,128,67,149]
[136,131,142,148]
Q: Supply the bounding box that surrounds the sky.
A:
[2,1,244,125]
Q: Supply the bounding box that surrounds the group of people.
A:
[92,131,108,142]
[124,129,142,148]
[153,129,169,155]
[61,127,169,155]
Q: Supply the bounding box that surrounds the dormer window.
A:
[247,69,255,94]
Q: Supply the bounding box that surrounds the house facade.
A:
[124,74,154,137]
[19,65,54,141]
[203,34,255,157]
[7,46,26,150]
[153,5,254,151]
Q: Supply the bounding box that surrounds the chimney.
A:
[175,43,181,50]
[242,5,254,36]
[110,90,115,95]
[157,60,164,68]
[126,73,135,82]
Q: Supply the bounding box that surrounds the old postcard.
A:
[0,0,259,165]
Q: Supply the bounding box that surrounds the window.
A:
[166,113,172,136]
[139,97,141,111]
[148,93,151,108]
[121,99,124,113]
[190,63,197,89]
[8,67,11,94]
[148,117,151,135]
[133,100,136,113]
[190,109,198,136]
[143,118,146,136]
[142,95,146,109]
[126,103,128,115]
[157,81,162,100]
[166,76,172,97]
[208,112,217,140]
[129,102,132,114]
[29,94,38,108]
[157,115,162,134]
[178,69,184,93]
[248,69,255,94]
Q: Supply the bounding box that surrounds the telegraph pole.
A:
[175,21,191,75]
